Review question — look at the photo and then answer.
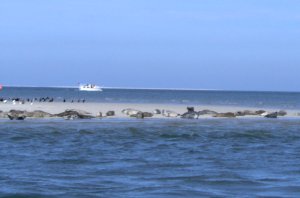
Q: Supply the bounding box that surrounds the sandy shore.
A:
[0,102,299,118]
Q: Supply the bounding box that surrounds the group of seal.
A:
[1,106,288,121]
[179,107,287,119]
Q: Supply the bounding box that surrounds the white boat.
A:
[79,84,102,92]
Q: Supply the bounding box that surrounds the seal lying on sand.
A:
[264,112,278,118]
[181,107,199,119]
[198,109,218,116]
[55,109,94,119]
[7,110,26,120]
[213,112,236,118]
[153,109,161,114]
[106,111,115,116]
[130,112,154,119]
[122,108,141,116]
[162,110,180,118]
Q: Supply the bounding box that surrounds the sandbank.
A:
[0,102,299,119]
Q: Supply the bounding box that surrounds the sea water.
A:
[1,87,300,109]
[1,88,300,197]
[1,119,300,197]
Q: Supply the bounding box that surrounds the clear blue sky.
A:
[0,0,299,91]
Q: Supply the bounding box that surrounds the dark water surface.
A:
[1,119,300,197]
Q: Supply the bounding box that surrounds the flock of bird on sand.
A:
[0,97,86,105]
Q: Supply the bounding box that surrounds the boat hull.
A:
[79,87,102,91]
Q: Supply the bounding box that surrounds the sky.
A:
[0,0,299,91]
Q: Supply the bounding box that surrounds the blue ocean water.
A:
[1,87,300,109]
[1,119,300,197]
[1,88,300,197]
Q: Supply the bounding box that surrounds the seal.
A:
[181,107,199,119]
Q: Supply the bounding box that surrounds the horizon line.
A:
[1,84,300,93]
[3,84,220,91]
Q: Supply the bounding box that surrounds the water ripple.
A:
[1,119,300,197]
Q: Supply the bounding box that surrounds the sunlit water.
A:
[1,119,300,197]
